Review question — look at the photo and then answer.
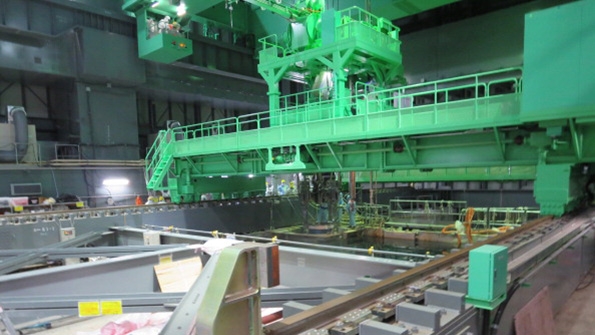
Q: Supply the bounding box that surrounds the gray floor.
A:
[555,270,595,335]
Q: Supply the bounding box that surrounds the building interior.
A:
[1,0,595,334]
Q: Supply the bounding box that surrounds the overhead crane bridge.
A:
[143,2,595,217]
[147,68,524,181]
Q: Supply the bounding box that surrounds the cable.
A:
[576,267,595,291]
[50,168,60,198]
[490,278,522,335]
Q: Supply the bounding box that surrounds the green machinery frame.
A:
[123,0,195,63]
[143,1,595,216]
[122,0,326,63]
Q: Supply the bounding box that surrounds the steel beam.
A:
[0,252,47,276]
[1,293,185,319]
[0,232,103,275]
[401,135,416,165]
[0,245,188,259]
[326,143,343,169]
[304,144,322,169]
[569,118,583,160]
[0,246,201,300]
[0,286,340,320]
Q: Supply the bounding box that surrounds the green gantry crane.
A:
[126,0,595,216]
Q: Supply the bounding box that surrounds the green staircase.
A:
[145,131,174,190]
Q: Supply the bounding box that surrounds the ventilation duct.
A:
[0,106,29,163]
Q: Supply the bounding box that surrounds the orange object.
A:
[441,207,475,248]
[442,208,511,247]
[135,195,143,206]
[464,207,475,244]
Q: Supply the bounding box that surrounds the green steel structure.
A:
[122,0,327,63]
[143,0,595,216]
[123,0,194,63]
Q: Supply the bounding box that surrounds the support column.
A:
[267,84,281,115]
[333,70,348,117]
[259,64,288,126]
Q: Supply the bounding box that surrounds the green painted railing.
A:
[258,6,401,61]
[145,131,164,182]
[146,67,523,187]
[169,67,521,141]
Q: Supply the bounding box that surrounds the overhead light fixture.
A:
[102,178,130,186]
[248,174,254,178]
[177,2,187,16]
[151,1,160,8]
[221,175,229,179]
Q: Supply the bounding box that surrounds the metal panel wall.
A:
[190,37,259,78]
[0,82,48,119]
[0,81,23,116]
[0,0,271,201]
[399,0,569,84]
[0,199,300,249]
[28,1,53,35]
[3,0,27,30]
[76,83,140,160]
[0,32,76,78]
[78,28,146,85]
[47,81,78,143]
[0,168,146,206]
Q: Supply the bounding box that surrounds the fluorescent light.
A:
[151,1,159,8]
[221,175,229,179]
[177,3,186,16]
[102,178,129,186]
[248,174,254,178]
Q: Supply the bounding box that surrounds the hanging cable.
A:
[490,278,522,335]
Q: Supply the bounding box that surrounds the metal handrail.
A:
[165,68,522,145]
[144,67,524,179]
[145,130,173,187]
[337,6,400,34]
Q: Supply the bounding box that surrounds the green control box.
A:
[466,244,508,310]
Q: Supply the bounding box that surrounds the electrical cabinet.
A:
[466,244,508,310]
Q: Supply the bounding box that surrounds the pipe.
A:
[0,106,28,163]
